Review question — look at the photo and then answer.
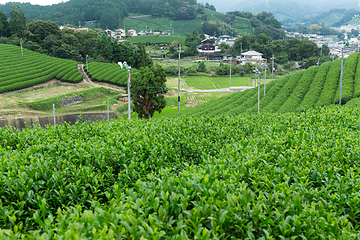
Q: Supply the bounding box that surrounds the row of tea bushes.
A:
[0,44,82,92]
[1,106,360,238]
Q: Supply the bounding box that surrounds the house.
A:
[128,29,137,37]
[198,39,216,51]
[115,29,126,37]
[219,35,232,40]
[239,50,265,65]
[105,29,115,37]
[197,38,222,58]
[226,39,236,47]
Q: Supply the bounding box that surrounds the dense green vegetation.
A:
[2,105,360,238]
[0,0,200,29]
[86,62,139,87]
[0,9,153,66]
[174,53,360,117]
[0,44,82,93]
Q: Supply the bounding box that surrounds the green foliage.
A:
[3,105,360,238]
[131,64,168,119]
[0,44,81,92]
[127,35,186,45]
[297,61,332,110]
[333,53,359,104]
[315,60,341,107]
[86,61,139,87]
[262,71,304,112]
[175,53,360,117]
[197,61,206,72]
[278,66,318,112]
[26,88,112,110]
[9,5,26,37]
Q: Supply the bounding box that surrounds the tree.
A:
[26,20,61,44]
[131,64,168,119]
[197,61,206,72]
[321,44,330,56]
[9,5,26,37]
[0,11,10,37]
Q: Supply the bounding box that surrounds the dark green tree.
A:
[9,5,26,37]
[131,64,168,119]
[197,61,206,72]
[321,44,330,56]
[0,10,10,37]
[26,19,61,44]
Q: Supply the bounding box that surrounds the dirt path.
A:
[206,77,218,89]
[78,64,123,92]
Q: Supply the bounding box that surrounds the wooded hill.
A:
[173,53,360,117]
[0,0,285,39]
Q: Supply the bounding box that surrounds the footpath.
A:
[78,64,123,92]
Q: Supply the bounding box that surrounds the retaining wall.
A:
[0,112,116,130]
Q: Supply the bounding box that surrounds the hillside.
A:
[122,10,252,37]
[173,53,360,117]
[305,8,360,27]
[0,44,82,93]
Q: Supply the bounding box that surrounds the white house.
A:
[238,50,265,65]
[115,29,126,37]
[128,29,137,37]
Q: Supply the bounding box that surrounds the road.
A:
[78,64,123,92]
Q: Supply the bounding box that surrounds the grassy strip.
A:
[26,88,115,110]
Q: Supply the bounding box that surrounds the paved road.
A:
[78,64,123,92]
[182,86,254,93]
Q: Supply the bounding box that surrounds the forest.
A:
[0,5,152,68]
[0,0,206,29]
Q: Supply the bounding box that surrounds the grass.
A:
[122,17,203,37]
[184,75,272,89]
[127,35,186,45]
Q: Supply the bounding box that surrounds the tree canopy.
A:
[131,64,168,119]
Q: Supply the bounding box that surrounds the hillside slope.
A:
[174,53,360,117]
[0,44,82,93]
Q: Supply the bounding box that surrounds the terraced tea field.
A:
[175,53,360,117]
[86,62,139,87]
[1,106,360,238]
[0,44,82,93]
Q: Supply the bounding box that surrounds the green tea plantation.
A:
[175,53,360,117]
[86,62,138,87]
[0,44,82,93]
[1,105,360,238]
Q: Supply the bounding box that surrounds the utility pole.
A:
[178,44,181,112]
[20,38,23,56]
[229,57,232,92]
[264,63,267,96]
[53,104,56,126]
[121,62,131,121]
[339,46,344,105]
[271,54,275,82]
[255,67,260,113]
[254,61,257,87]
[339,41,349,105]
[86,54,88,71]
